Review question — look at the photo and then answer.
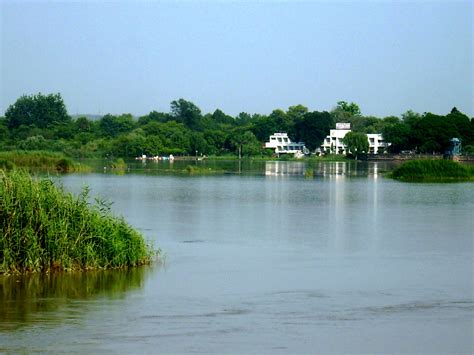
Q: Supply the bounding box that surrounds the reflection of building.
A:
[320,123,388,155]
[265,133,306,156]
[264,161,306,175]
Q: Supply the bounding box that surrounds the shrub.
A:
[390,159,473,182]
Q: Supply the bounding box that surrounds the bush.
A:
[0,151,90,172]
[390,159,473,182]
[55,158,74,173]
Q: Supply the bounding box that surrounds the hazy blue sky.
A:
[1,1,472,118]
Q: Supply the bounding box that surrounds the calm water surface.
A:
[1,161,473,353]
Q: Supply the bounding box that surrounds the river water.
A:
[1,161,473,353]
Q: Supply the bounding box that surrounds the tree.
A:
[252,115,277,141]
[111,132,147,157]
[98,114,136,137]
[189,132,212,155]
[74,116,93,132]
[203,129,228,155]
[446,107,473,146]
[0,118,10,146]
[342,131,369,159]
[240,131,261,157]
[382,122,412,153]
[5,93,70,129]
[138,111,171,126]
[412,113,458,153]
[287,104,308,119]
[401,110,422,128]
[170,99,202,130]
[154,121,192,154]
[212,109,234,125]
[294,111,333,150]
[336,101,361,116]
[269,109,292,133]
[235,112,252,126]
[230,129,261,158]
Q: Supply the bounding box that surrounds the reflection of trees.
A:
[0,267,152,330]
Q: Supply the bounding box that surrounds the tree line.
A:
[1,93,473,158]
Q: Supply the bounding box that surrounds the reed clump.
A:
[390,159,474,182]
[110,158,127,170]
[0,151,90,173]
[184,165,222,175]
[0,170,156,274]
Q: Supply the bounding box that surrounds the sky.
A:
[1,1,472,118]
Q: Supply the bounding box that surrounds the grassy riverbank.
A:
[0,151,90,173]
[390,159,474,182]
[0,170,156,274]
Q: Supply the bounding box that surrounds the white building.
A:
[265,133,306,156]
[321,126,351,155]
[366,134,388,154]
[320,123,388,155]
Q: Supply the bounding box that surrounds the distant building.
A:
[321,126,352,155]
[366,134,388,154]
[320,123,389,155]
[265,133,306,156]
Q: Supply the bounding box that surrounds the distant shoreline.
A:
[367,154,474,162]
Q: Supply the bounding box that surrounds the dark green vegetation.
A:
[342,132,370,160]
[390,159,474,182]
[382,108,474,154]
[0,170,155,274]
[0,150,90,173]
[1,94,473,158]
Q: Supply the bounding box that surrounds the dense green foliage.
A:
[342,132,369,159]
[382,108,474,154]
[1,93,473,158]
[0,170,155,274]
[5,93,70,130]
[390,159,474,182]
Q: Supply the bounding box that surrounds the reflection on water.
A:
[0,267,153,331]
[264,161,306,175]
[87,158,396,177]
[264,161,393,177]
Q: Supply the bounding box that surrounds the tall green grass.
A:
[0,150,90,173]
[390,159,474,182]
[0,170,156,274]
